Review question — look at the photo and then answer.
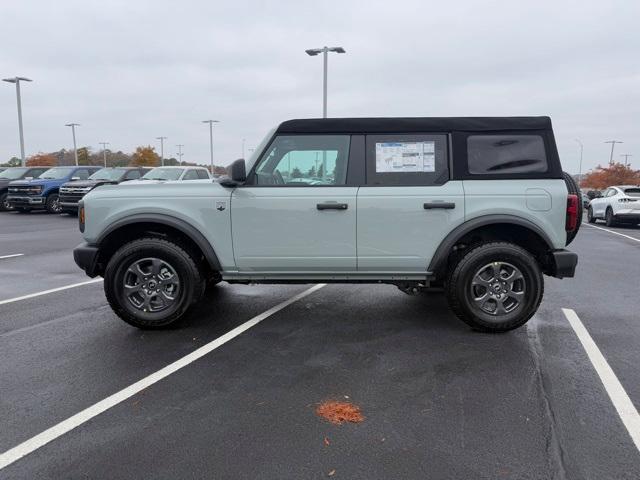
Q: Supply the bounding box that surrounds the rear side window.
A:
[365,134,448,186]
[624,188,640,197]
[467,135,547,175]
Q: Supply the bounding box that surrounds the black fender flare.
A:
[427,214,555,274]
[96,213,222,271]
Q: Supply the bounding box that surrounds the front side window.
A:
[467,135,547,175]
[253,135,350,186]
[197,169,210,179]
[182,170,199,180]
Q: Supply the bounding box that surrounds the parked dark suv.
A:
[59,167,150,214]
[0,166,50,211]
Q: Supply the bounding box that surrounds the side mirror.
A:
[230,159,246,182]
[219,159,246,187]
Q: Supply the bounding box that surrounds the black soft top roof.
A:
[276,117,552,134]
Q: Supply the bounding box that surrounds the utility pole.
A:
[620,154,632,166]
[604,140,623,165]
[242,138,246,159]
[156,136,167,166]
[202,120,220,173]
[2,76,32,166]
[65,123,80,166]
[176,144,184,164]
[99,142,110,167]
[574,139,583,185]
[305,46,346,118]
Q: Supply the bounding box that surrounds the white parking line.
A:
[585,224,640,243]
[562,308,640,453]
[0,279,103,306]
[0,283,326,470]
[0,254,24,260]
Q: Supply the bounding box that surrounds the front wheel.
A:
[445,242,544,332]
[104,237,204,329]
[0,192,12,211]
[45,194,62,214]
[587,207,596,223]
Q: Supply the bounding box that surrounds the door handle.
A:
[423,202,456,210]
[317,203,348,211]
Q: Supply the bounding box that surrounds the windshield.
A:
[89,168,126,181]
[39,167,73,180]
[245,127,277,173]
[141,168,184,181]
[0,168,29,180]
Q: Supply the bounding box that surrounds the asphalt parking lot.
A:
[1,212,639,479]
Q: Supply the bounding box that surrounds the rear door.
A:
[357,134,465,272]
[231,134,359,273]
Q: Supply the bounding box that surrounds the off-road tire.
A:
[562,172,582,245]
[587,206,596,223]
[0,192,11,211]
[45,193,62,214]
[605,208,616,227]
[104,237,204,329]
[446,242,544,333]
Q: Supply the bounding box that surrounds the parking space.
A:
[1,212,639,478]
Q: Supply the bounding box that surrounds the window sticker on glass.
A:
[375,142,435,173]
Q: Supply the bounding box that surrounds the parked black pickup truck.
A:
[59,167,150,214]
[0,166,50,211]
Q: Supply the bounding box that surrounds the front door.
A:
[231,134,357,273]
[357,134,465,272]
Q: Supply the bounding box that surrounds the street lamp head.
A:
[328,47,346,53]
[2,77,32,83]
[65,123,80,127]
[305,49,322,56]
[202,120,220,124]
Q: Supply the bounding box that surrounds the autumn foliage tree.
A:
[581,163,640,190]
[26,153,57,167]
[130,146,160,167]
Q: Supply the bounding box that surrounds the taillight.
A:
[566,194,578,232]
[79,205,85,233]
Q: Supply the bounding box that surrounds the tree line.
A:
[1,146,228,175]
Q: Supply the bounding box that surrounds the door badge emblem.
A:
[215,201,226,211]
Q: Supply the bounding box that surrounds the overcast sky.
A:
[1,0,638,173]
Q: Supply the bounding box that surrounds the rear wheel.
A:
[45,193,62,214]
[104,237,204,329]
[605,208,616,227]
[446,242,543,332]
[587,206,596,223]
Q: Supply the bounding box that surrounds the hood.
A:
[85,178,229,200]
[61,179,117,188]
[9,178,66,187]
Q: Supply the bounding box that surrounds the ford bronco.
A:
[73,117,580,332]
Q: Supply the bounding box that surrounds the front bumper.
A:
[614,211,640,221]
[7,195,45,206]
[549,249,578,278]
[73,242,100,277]
[60,201,80,210]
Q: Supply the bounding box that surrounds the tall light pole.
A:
[604,140,623,165]
[156,136,167,166]
[242,138,246,159]
[620,154,632,166]
[65,123,80,166]
[99,142,110,167]
[305,46,346,118]
[176,144,184,164]
[202,120,219,173]
[2,76,32,166]
[574,139,583,185]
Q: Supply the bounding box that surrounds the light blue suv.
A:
[74,117,580,332]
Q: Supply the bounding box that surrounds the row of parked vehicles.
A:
[0,165,212,214]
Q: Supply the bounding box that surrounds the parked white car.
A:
[129,166,211,184]
[587,185,640,226]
